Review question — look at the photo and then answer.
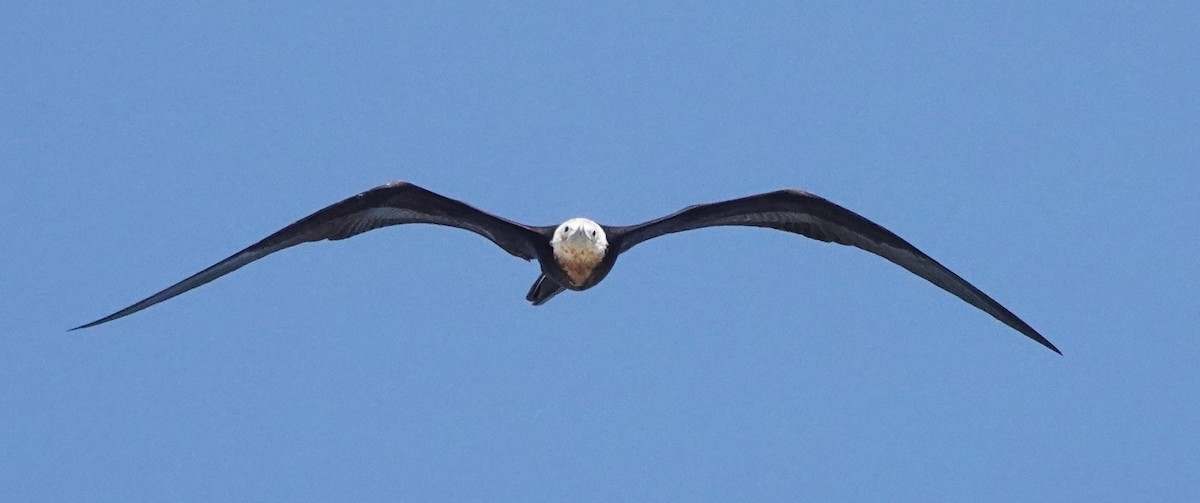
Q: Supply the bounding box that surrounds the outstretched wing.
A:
[73,181,544,330]
[609,189,1059,354]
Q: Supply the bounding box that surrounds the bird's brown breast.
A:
[554,248,605,287]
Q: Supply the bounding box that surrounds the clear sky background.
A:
[3,2,1198,501]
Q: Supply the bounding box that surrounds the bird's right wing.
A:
[73,181,545,330]
[610,189,1059,354]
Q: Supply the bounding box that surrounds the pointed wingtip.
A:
[69,316,113,332]
[1031,334,1062,355]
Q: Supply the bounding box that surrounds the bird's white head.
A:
[551,217,608,257]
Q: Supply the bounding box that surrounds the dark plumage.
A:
[73,181,1059,354]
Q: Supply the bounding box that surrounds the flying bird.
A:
[73,181,1059,354]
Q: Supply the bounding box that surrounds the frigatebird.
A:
[73,181,1059,354]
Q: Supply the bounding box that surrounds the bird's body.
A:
[74,181,1060,354]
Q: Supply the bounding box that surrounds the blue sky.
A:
[3,2,1198,501]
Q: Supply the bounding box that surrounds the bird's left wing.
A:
[609,189,1059,354]
[72,181,544,330]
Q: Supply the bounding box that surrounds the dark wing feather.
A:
[72,181,543,330]
[610,189,1059,354]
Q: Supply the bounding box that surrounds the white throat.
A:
[551,218,608,255]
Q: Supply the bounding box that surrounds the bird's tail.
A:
[525,274,566,306]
